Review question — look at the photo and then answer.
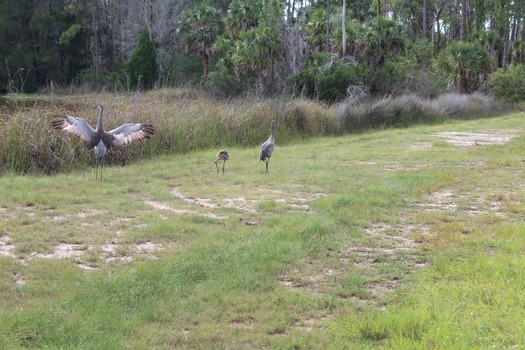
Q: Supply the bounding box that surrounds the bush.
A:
[207,68,245,97]
[291,62,366,102]
[490,64,525,102]
[368,60,410,95]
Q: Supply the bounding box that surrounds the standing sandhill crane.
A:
[52,105,154,180]
[215,149,229,175]
[259,120,275,174]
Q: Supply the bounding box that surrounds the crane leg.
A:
[96,158,103,181]
[222,160,225,175]
[215,160,219,174]
[265,159,269,174]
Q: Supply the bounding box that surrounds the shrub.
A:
[490,64,525,102]
[291,62,366,102]
[368,60,410,95]
[207,68,245,97]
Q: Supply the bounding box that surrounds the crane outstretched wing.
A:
[52,115,96,148]
[108,123,155,150]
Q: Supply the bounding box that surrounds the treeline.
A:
[1,0,525,101]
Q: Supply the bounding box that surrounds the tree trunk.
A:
[460,0,467,42]
[510,15,518,65]
[342,0,346,56]
[92,3,100,84]
[502,32,510,70]
[326,0,331,52]
[423,0,428,39]
[459,69,468,94]
[202,51,209,79]
[520,18,525,64]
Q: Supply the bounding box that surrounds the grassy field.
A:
[1,103,525,348]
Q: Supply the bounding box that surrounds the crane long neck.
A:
[270,122,275,140]
[96,106,104,132]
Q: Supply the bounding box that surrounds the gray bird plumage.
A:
[259,120,275,174]
[52,105,154,180]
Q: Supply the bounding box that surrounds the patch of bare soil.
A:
[413,188,504,217]
[2,237,165,270]
[143,200,227,219]
[144,187,325,221]
[3,187,326,272]
[408,130,518,150]
[345,223,431,301]
[410,142,433,150]
[433,131,517,147]
[352,160,431,172]
[0,235,15,258]
[279,223,433,310]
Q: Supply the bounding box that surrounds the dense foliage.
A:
[490,64,525,101]
[0,0,524,100]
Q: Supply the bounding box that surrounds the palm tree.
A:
[226,0,260,39]
[357,17,405,68]
[305,7,327,52]
[177,3,224,79]
[232,26,284,92]
[439,42,492,93]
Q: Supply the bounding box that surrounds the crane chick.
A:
[215,149,229,175]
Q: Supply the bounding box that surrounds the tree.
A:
[305,7,328,52]
[177,3,224,79]
[230,0,285,94]
[232,26,284,90]
[127,26,158,90]
[226,0,261,39]
[357,17,405,68]
[438,41,492,93]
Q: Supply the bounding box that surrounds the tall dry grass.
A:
[0,91,338,174]
[337,93,504,131]
[0,90,506,175]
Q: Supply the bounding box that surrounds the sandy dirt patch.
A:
[433,131,517,147]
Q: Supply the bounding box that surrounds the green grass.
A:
[1,102,525,348]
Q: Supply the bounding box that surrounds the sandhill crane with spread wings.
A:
[52,105,154,180]
[215,149,229,175]
[259,120,275,174]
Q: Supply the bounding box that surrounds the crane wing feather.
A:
[51,115,96,147]
[108,123,154,150]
